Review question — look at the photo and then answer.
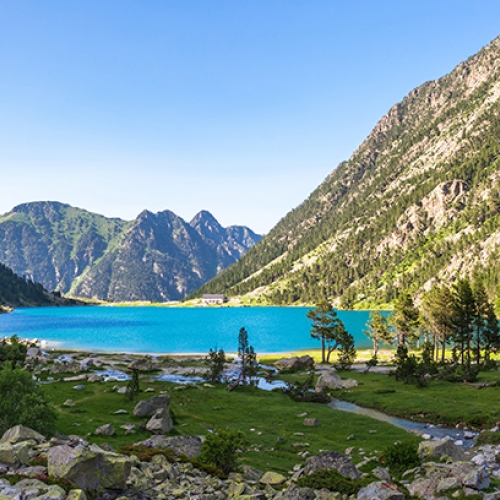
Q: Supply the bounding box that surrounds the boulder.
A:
[464,466,490,490]
[274,484,317,500]
[274,356,314,371]
[63,399,75,407]
[315,372,359,392]
[436,476,461,493]
[357,481,405,500]
[295,451,361,480]
[0,425,46,444]
[66,490,87,500]
[94,424,115,436]
[133,395,171,417]
[0,442,30,467]
[372,466,392,482]
[146,409,174,435]
[10,478,66,500]
[26,347,42,358]
[418,436,465,461]
[19,465,48,478]
[259,471,287,486]
[48,444,132,491]
[408,461,490,498]
[128,358,154,371]
[303,418,320,427]
[137,435,203,458]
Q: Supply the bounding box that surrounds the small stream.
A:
[89,367,476,445]
[329,399,478,446]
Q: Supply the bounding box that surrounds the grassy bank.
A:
[43,378,414,475]
[333,369,500,429]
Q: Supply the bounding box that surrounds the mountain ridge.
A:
[0,201,261,302]
[192,35,500,307]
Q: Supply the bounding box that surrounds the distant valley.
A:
[0,202,261,302]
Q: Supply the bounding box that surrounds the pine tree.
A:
[390,293,420,346]
[364,311,393,356]
[452,279,476,367]
[238,328,257,385]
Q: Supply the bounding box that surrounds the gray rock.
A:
[146,408,174,435]
[48,444,132,491]
[137,435,203,458]
[73,385,85,390]
[18,465,49,478]
[303,418,320,427]
[128,358,154,371]
[463,466,490,490]
[0,442,30,467]
[274,356,314,371]
[63,399,75,407]
[94,424,115,436]
[296,451,361,480]
[436,476,461,492]
[418,437,465,461]
[315,372,359,392]
[133,395,171,417]
[357,481,405,500]
[372,466,392,482]
[260,471,287,485]
[0,425,46,444]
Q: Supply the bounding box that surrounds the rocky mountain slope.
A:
[0,202,261,302]
[193,36,500,307]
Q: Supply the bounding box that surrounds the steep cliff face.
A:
[193,36,500,306]
[0,202,261,301]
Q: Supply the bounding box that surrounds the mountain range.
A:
[193,36,500,307]
[0,202,261,302]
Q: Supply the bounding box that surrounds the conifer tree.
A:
[364,311,392,356]
[390,293,420,346]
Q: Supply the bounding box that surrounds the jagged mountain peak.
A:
[0,201,260,302]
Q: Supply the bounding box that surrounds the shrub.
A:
[296,469,372,495]
[125,369,140,402]
[199,429,248,475]
[282,370,330,404]
[0,365,57,436]
[205,348,226,383]
[381,441,420,476]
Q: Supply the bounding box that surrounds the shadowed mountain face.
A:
[193,36,500,307]
[0,202,261,302]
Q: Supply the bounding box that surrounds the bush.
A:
[205,348,226,383]
[199,429,248,475]
[282,371,330,404]
[0,365,56,436]
[381,441,420,476]
[296,469,372,495]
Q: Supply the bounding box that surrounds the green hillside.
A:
[192,36,500,307]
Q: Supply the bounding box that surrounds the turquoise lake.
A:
[0,306,375,353]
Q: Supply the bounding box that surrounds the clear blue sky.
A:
[1,1,499,233]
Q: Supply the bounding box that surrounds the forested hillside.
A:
[0,262,72,308]
[193,36,500,307]
[0,202,260,302]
